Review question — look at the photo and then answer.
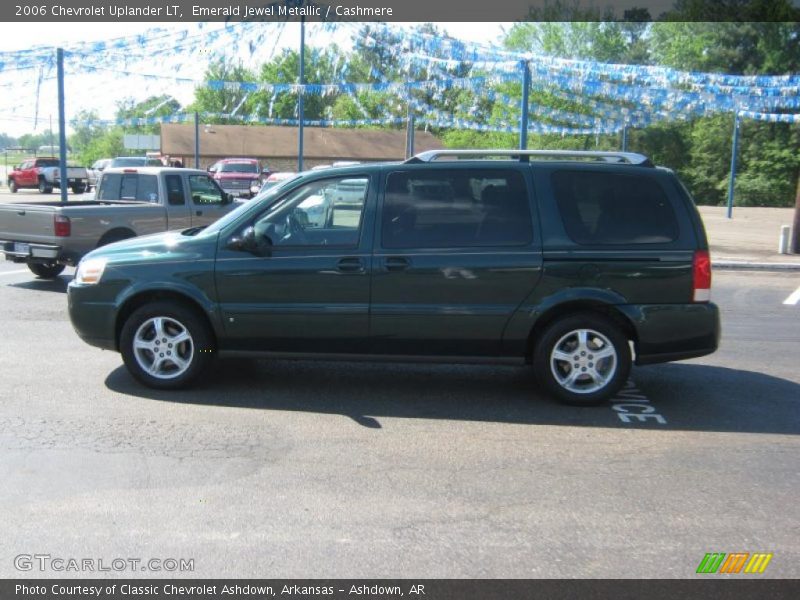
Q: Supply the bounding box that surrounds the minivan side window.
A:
[381,169,532,249]
[552,171,679,245]
[251,176,368,247]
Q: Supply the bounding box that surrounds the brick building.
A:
[160,123,443,171]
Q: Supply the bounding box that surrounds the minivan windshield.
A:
[196,174,302,237]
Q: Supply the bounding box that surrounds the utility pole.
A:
[297,15,305,172]
[792,170,800,254]
[726,113,741,219]
[405,86,415,159]
[194,111,199,169]
[519,60,530,151]
[56,48,68,203]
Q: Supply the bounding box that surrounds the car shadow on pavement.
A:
[9,274,71,293]
[104,359,800,435]
[634,363,800,435]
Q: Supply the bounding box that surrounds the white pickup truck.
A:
[0,167,239,278]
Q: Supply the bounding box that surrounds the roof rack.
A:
[405,149,653,167]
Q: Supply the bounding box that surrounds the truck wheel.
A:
[120,301,215,390]
[97,229,135,248]
[533,312,631,406]
[9,179,17,193]
[28,261,65,279]
[71,184,86,194]
[38,178,52,194]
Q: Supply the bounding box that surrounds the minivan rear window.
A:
[552,171,678,245]
[382,169,532,248]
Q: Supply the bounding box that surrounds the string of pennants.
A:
[1,21,798,131]
[76,111,620,135]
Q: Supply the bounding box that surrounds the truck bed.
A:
[0,200,148,208]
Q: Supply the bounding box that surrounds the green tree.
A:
[69,110,106,164]
[80,128,125,164]
[116,95,182,134]
[0,132,17,149]
[190,61,258,123]
[649,5,800,206]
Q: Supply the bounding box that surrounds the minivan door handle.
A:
[336,257,365,273]
[195,210,203,216]
[384,256,410,272]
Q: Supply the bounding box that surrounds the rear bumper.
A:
[1,239,62,262]
[618,302,721,365]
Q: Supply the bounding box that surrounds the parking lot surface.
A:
[0,242,798,578]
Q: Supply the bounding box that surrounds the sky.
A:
[0,22,509,138]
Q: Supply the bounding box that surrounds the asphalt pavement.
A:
[0,261,797,579]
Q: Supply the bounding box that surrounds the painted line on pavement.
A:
[609,379,667,425]
[0,269,30,277]
[782,285,800,306]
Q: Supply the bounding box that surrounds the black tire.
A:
[27,261,65,279]
[71,184,86,194]
[120,301,215,390]
[9,179,17,193]
[38,178,52,194]
[533,312,631,406]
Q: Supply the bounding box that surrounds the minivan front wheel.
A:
[533,313,631,406]
[120,302,214,389]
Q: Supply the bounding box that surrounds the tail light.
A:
[54,214,71,237]
[692,250,711,302]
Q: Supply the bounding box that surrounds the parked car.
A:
[7,157,89,194]
[208,158,268,199]
[87,158,112,190]
[110,156,163,168]
[67,149,720,405]
[0,167,237,279]
[254,171,297,196]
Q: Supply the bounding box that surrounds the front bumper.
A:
[67,281,118,351]
[618,302,721,365]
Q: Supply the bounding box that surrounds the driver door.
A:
[214,174,374,353]
[188,174,231,226]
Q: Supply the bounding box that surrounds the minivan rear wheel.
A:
[533,313,631,406]
[120,301,214,389]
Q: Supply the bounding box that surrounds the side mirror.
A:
[227,226,271,256]
[222,193,234,205]
[207,167,216,173]
[13,165,19,171]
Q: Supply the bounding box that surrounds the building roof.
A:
[161,123,442,161]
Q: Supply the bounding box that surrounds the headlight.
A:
[74,257,107,285]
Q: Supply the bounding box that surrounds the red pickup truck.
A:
[7,157,89,194]
[208,157,269,199]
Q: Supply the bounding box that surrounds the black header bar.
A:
[3,0,799,23]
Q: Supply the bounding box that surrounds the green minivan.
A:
[67,150,720,405]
